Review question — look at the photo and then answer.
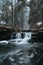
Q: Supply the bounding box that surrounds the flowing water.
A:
[0,32,43,65]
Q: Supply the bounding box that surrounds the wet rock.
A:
[1,58,11,65]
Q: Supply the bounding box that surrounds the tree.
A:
[28,0,43,30]
[1,0,12,25]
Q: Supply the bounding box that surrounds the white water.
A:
[24,32,31,39]
[9,32,31,45]
[0,32,31,45]
[16,33,21,39]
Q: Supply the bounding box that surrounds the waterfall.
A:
[24,32,31,40]
[16,32,31,39]
[15,32,31,45]
[16,33,21,39]
[8,32,31,45]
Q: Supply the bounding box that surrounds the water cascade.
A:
[16,33,21,39]
[24,32,31,40]
[14,32,32,45]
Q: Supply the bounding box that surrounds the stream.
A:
[0,32,43,65]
